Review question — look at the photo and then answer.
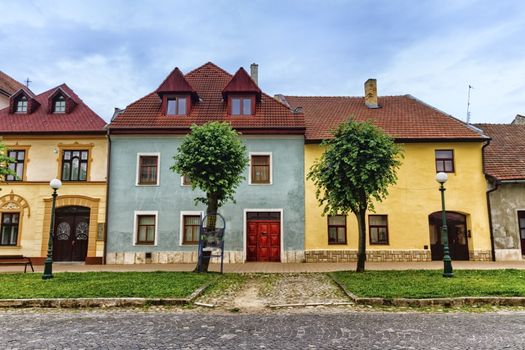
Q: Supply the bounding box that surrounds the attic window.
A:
[54,95,66,113]
[166,96,188,116]
[15,96,28,113]
[230,96,254,116]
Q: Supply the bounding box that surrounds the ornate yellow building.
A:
[0,84,107,264]
[281,79,492,262]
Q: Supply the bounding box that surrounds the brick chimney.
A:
[364,78,379,108]
[250,63,259,85]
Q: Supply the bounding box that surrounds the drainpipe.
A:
[482,139,497,261]
[103,129,112,264]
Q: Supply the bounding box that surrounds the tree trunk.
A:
[356,208,367,272]
[194,193,218,273]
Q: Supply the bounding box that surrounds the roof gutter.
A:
[482,139,496,262]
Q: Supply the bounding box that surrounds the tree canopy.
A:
[307,119,403,271]
[0,142,16,179]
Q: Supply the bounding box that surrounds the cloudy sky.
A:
[1,0,524,123]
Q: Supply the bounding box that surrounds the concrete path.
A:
[2,260,525,273]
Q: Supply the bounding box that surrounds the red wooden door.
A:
[53,206,90,262]
[518,211,525,256]
[247,220,280,262]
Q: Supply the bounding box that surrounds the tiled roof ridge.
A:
[283,94,405,98]
[185,61,232,79]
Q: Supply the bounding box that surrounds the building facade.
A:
[476,122,525,261]
[280,79,493,262]
[106,62,305,264]
[0,84,107,264]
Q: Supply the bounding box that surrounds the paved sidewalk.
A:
[1,260,525,274]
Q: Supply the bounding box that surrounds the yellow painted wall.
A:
[305,142,491,254]
[0,135,107,259]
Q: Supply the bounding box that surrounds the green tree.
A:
[0,141,16,181]
[171,122,248,272]
[307,120,403,272]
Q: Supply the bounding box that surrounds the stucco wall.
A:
[106,135,305,262]
[304,141,492,260]
[489,183,525,260]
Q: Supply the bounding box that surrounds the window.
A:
[135,214,156,245]
[230,96,253,115]
[250,154,271,184]
[54,95,66,113]
[369,215,389,245]
[15,96,28,113]
[138,155,159,185]
[166,96,187,115]
[181,175,191,186]
[328,215,347,244]
[518,211,525,240]
[5,150,25,181]
[61,150,88,181]
[182,215,200,244]
[435,150,454,173]
[1,213,19,246]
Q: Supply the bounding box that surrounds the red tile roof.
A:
[0,84,106,133]
[155,67,197,96]
[282,95,487,141]
[475,123,525,181]
[0,71,28,96]
[109,62,304,133]
[222,67,261,97]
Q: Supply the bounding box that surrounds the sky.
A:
[0,0,524,123]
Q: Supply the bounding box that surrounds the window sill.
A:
[328,243,348,245]
[134,243,157,246]
[136,184,160,187]
[249,183,272,186]
[370,243,390,246]
[181,243,198,246]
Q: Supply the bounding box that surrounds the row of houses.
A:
[0,63,524,264]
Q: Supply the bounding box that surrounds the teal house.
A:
[106,62,305,263]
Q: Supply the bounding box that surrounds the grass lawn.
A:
[332,269,525,299]
[0,272,217,299]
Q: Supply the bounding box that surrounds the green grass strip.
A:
[0,272,217,299]
[332,269,525,299]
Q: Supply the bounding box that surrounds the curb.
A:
[327,272,525,307]
[0,282,211,309]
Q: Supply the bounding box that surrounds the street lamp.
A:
[436,172,453,278]
[42,179,62,280]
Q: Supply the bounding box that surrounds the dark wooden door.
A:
[518,211,525,256]
[429,212,469,261]
[53,206,90,262]
[247,220,280,262]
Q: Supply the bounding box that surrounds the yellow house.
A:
[0,84,107,264]
[281,79,493,262]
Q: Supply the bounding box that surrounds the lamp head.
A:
[50,178,62,190]
[435,172,448,184]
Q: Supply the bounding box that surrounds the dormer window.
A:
[15,96,28,113]
[54,95,66,113]
[166,96,188,116]
[230,96,254,116]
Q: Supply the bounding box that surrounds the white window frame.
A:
[135,152,160,186]
[243,208,283,262]
[179,211,204,246]
[248,152,273,185]
[133,210,158,246]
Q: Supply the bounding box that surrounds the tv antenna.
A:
[466,84,473,124]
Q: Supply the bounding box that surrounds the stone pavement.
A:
[1,260,525,273]
[1,309,524,349]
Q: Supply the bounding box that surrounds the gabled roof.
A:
[222,67,261,98]
[109,62,304,133]
[0,83,106,133]
[475,123,525,181]
[0,71,28,96]
[155,67,197,97]
[282,95,488,141]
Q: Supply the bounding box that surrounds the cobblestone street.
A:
[1,309,524,349]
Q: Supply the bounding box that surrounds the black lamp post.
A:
[436,172,453,277]
[42,179,62,280]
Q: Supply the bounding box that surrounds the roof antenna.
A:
[466,84,473,124]
[24,78,32,88]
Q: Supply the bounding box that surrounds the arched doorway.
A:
[428,211,469,260]
[53,206,90,261]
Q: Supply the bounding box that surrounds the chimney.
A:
[364,78,379,108]
[512,114,525,125]
[250,63,259,85]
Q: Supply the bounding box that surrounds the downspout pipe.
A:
[103,128,112,264]
[482,139,497,261]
